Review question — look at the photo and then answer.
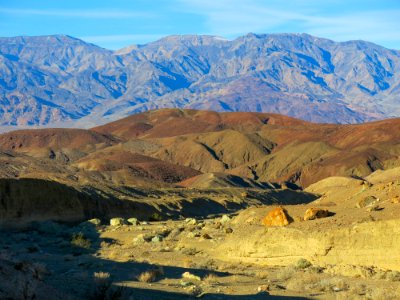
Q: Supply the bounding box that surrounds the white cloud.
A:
[0,8,153,18]
[175,0,400,48]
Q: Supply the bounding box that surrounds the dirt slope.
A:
[2,108,400,191]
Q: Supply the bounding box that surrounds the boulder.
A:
[182,272,201,282]
[356,196,379,208]
[109,218,127,226]
[304,208,330,221]
[220,214,231,224]
[262,207,291,227]
[127,218,140,226]
[187,232,200,238]
[133,234,151,244]
[81,218,101,226]
[185,218,197,225]
[151,234,163,243]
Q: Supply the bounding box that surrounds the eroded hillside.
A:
[2,109,400,299]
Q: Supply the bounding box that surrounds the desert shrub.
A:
[137,266,164,283]
[93,272,111,294]
[295,258,312,270]
[253,270,270,279]
[314,277,348,292]
[348,283,366,296]
[15,276,38,300]
[71,232,91,249]
[182,247,198,256]
[32,262,49,280]
[182,258,195,268]
[203,273,220,284]
[286,273,321,292]
[287,275,348,293]
[276,265,296,281]
[187,285,202,297]
[385,270,400,281]
[366,286,400,300]
[89,272,128,300]
[149,212,163,221]
[306,265,324,274]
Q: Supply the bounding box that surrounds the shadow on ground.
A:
[0,221,310,300]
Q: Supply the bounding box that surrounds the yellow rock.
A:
[392,196,400,204]
[304,208,330,221]
[262,206,290,227]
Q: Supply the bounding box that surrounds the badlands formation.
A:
[1,109,400,299]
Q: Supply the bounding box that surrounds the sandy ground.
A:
[2,171,400,299]
[2,208,400,300]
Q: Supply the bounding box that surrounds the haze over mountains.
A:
[1,33,400,127]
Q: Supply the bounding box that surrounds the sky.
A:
[1,0,400,50]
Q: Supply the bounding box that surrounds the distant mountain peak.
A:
[0,32,399,127]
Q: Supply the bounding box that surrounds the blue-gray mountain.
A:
[1,33,399,126]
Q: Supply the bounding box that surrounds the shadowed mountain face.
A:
[1,33,400,126]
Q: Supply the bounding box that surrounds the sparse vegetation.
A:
[187,285,203,297]
[71,232,91,249]
[90,272,128,300]
[203,273,220,284]
[286,274,349,293]
[366,286,400,300]
[137,266,164,283]
[182,247,198,256]
[182,258,195,268]
[385,270,400,281]
[276,265,297,281]
[149,212,163,221]
[253,270,270,279]
[295,258,312,270]
[32,262,49,280]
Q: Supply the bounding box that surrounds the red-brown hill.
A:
[1,109,400,189]
[92,109,400,187]
[92,108,306,139]
[0,128,117,152]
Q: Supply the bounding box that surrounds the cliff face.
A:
[0,178,88,226]
[0,178,146,227]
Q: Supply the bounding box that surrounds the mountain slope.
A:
[94,109,400,188]
[1,109,400,191]
[1,33,400,126]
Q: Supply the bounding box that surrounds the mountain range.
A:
[1,33,400,127]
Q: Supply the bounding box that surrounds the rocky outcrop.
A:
[356,196,379,208]
[304,208,330,221]
[0,178,89,227]
[0,178,156,228]
[261,207,291,227]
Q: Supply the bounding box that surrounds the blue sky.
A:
[1,0,400,50]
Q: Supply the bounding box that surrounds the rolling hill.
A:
[1,109,400,191]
